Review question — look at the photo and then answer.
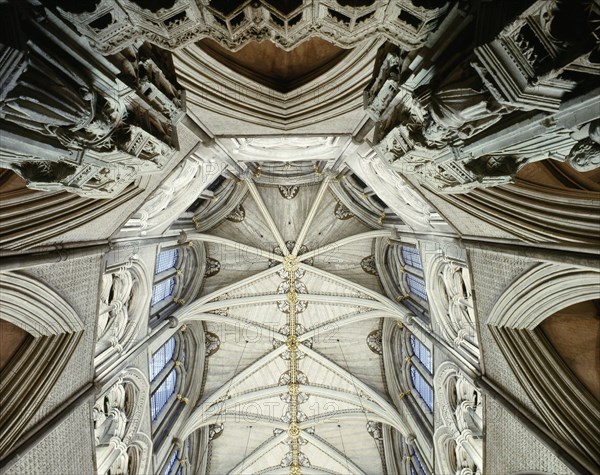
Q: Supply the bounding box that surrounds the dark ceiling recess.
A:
[268,0,303,15]
[337,0,376,7]
[197,37,352,93]
[210,1,303,16]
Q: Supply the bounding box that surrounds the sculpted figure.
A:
[417,63,511,146]
[567,119,600,172]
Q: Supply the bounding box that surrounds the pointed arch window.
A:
[151,245,185,316]
[402,246,423,270]
[410,450,427,475]
[150,337,176,381]
[410,334,432,374]
[151,369,177,421]
[410,365,433,412]
[152,277,176,305]
[156,249,180,274]
[406,274,427,302]
[386,242,429,320]
[149,335,186,423]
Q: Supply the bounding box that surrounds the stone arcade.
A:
[0,1,599,475]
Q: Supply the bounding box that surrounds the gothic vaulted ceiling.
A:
[174,172,411,474]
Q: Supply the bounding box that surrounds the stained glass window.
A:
[151,369,177,421]
[156,249,179,274]
[410,451,427,475]
[164,450,179,475]
[150,337,176,382]
[402,247,423,270]
[152,277,176,306]
[406,274,427,301]
[410,334,433,374]
[410,365,433,412]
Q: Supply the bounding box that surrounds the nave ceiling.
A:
[0,1,599,475]
[174,175,407,474]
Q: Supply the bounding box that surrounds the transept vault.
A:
[0,1,598,475]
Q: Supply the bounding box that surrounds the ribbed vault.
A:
[173,174,412,474]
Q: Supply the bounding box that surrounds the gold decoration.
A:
[285,251,302,475]
[176,394,189,404]
[173,298,186,305]
[288,423,301,439]
[286,335,299,351]
[191,216,200,230]
[283,255,299,273]
[288,383,299,396]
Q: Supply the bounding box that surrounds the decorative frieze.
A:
[49,0,449,55]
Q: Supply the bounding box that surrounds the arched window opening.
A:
[152,277,176,306]
[383,242,429,320]
[149,331,192,447]
[150,337,176,382]
[151,369,177,421]
[156,248,180,275]
[410,449,428,475]
[402,246,423,270]
[406,274,427,302]
[410,334,433,374]
[410,365,434,412]
[150,335,185,423]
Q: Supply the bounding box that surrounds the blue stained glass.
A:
[410,334,433,374]
[411,452,427,475]
[401,247,423,270]
[156,249,179,274]
[410,365,433,412]
[151,369,177,421]
[406,274,427,301]
[165,450,179,475]
[152,277,176,306]
[150,337,176,382]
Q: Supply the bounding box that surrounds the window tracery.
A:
[433,362,483,475]
[93,370,152,475]
[425,252,479,364]
[96,257,152,371]
[384,241,430,320]
[150,335,186,425]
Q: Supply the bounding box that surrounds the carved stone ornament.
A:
[279,184,300,200]
[367,421,383,440]
[334,201,355,220]
[366,329,383,355]
[208,423,224,441]
[205,331,221,357]
[226,204,246,222]
[361,255,378,276]
[0,4,184,198]
[567,119,600,172]
[205,257,221,278]
[53,0,449,55]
